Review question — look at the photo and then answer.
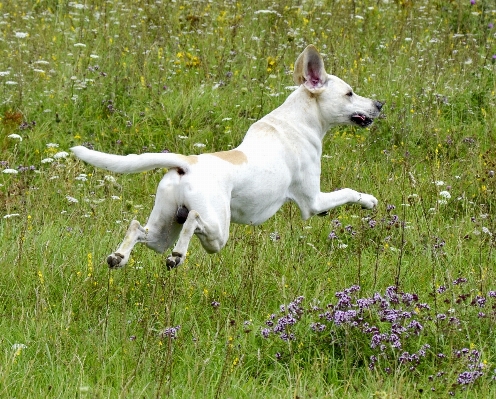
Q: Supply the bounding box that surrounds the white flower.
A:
[66,195,79,203]
[8,134,22,141]
[439,191,451,199]
[74,43,87,48]
[15,32,28,39]
[0,71,10,76]
[193,143,206,148]
[104,175,116,183]
[33,68,45,74]
[438,199,448,205]
[90,54,99,59]
[12,343,27,350]
[177,135,188,139]
[338,243,348,249]
[111,195,121,200]
[69,2,86,9]
[5,81,18,85]
[41,158,54,163]
[46,143,60,148]
[482,227,492,236]
[434,180,444,186]
[75,174,87,181]
[3,168,18,174]
[53,151,69,159]
[4,213,20,219]
[34,60,50,65]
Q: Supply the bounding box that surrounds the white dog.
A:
[71,45,383,269]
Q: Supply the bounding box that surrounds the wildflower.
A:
[310,322,326,332]
[66,195,79,203]
[211,300,220,308]
[457,371,483,385]
[46,143,60,148]
[439,191,451,199]
[41,158,54,163]
[160,325,181,340]
[5,81,18,85]
[15,32,28,38]
[327,230,338,239]
[74,43,87,48]
[260,328,271,338]
[8,134,22,141]
[437,285,447,294]
[269,231,280,241]
[4,213,20,218]
[0,71,10,76]
[53,151,69,159]
[2,168,18,174]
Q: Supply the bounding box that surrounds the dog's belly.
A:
[230,198,287,225]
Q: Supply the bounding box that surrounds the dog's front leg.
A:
[307,188,378,217]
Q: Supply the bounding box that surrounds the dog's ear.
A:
[293,44,328,93]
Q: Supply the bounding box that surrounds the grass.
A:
[0,0,495,397]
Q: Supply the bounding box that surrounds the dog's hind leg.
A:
[107,220,147,268]
[107,175,182,269]
[165,210,203,269]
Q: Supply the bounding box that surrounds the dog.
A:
[71,45,383,270]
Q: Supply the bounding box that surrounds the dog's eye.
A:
[346,91,353,97]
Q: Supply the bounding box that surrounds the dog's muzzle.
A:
[351,101,384,128]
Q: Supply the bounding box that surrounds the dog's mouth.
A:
[351,113,374,128]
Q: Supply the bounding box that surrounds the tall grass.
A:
[0,0,495,397]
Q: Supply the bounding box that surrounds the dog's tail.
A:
[71,146,194,174]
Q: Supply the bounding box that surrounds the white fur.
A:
[71,45,383,269]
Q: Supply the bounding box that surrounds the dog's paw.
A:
[107,252,126,268]
[166,252,183,270]
[359,193,378,209]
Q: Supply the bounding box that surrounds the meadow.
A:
[0,0,495,397]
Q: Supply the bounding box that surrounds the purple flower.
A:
[261,328,271,338]
[328,230,338,240]
[356,297,374,310]
[310,322,326,332]
[407,320,423,334]
[211,300,220,308]
[333,310,357,325]
[457,371,483,385]
[160,325,181,340]
[385,286,399,303]
[390,333,402,349]
[453,277,468,285]
[437,285,447,294]
[470,0,475,5]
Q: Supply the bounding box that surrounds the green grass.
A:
[1,0,496,397]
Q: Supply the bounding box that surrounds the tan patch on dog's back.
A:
[212,150,247,165]
[178,154,198,164]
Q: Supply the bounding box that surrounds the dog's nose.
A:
[374,101,384,111]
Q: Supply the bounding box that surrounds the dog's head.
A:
[293,45,383,129]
